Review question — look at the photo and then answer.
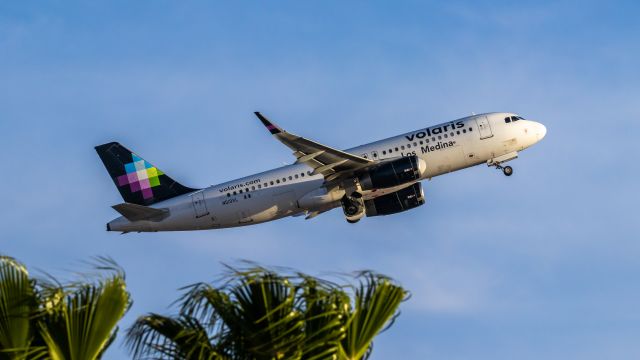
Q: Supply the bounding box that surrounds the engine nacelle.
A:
[358,155,427,191]
[364,182,425,217]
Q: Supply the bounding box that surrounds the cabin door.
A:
[191,191,209,218]
[475,116,494,140]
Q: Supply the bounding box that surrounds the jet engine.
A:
[364,182,425,217]
[358,155,427,191]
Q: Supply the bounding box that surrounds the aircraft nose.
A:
[537,122,547,141]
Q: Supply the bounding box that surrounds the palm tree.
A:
[127,265,408,360]
[0,255,131,360]
[0,256,40,360]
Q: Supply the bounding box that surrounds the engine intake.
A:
[365,183,425,217]
[359,155,426,191]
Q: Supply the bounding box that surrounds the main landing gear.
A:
[493,163,513,176]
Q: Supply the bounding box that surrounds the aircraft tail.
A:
[95,142,198,206]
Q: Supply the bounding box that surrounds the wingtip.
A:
[254,112,282,134]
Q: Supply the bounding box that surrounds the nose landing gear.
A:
[492,163,513,176]
[487,152,518,177]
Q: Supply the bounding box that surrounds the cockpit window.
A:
[505,115,526,123]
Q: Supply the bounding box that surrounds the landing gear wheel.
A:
[503,166,513,176]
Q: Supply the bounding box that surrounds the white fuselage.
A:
[108,112,546,232]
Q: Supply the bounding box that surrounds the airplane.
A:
[96,112,546,232]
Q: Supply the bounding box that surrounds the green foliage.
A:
[0,256,40,360]
[0,255,130,360]
[127,265,408,360]
[339,273,406,360]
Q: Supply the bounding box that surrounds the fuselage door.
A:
[475,116,494,140]
[191,191,209,218]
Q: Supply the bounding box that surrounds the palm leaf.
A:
[298,276,348,360]
[37,258,131,360]
[181,269,304,360]
[0,255,41,360]
[127,313,228,360]
[339,272,407,360]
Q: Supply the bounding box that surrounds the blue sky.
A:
[1,1,639,358]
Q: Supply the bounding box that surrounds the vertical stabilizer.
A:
[95,142,197,206]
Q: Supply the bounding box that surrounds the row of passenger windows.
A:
[378,127,473,156]
[227,123,477,196]
[505,116,524,123]
[226,171,313,197]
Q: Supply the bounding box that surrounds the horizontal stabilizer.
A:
[112,203,169,222]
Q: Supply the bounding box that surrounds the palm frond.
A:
[0,255,40,360]
[298,276,348,360]
[339,272,408,360]
[37,264,131,360]
[127,313,227,360]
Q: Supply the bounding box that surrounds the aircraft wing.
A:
[255,112,373,182]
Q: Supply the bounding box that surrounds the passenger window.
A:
[426,139,429,143]
[395,147,399,151]
[258,184,262,189]
[270,181,274,185]
[401,145,405,150]
[450,132,454,137]
[469,128,473,131]
[419,140,424,145]
[457,131,461,135]
[382,150,387,155]
[438,135,442,140]
[463,129,467,133]
[431,137,436,141]
[407,144,411,149]
[227,193,230,197]
[301,173,305,177]
[239,189,243,193]
[373,152,378,158]
[444,134,448,138]
[413,142,417,147]
[389,149,393,153]
[295,174,299,179]
[288,176,292,180]
[282,178,286,182]
[276,179,280,184]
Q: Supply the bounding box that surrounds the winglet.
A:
[255,112,283,135]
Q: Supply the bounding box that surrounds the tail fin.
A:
[95,142,198,206]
